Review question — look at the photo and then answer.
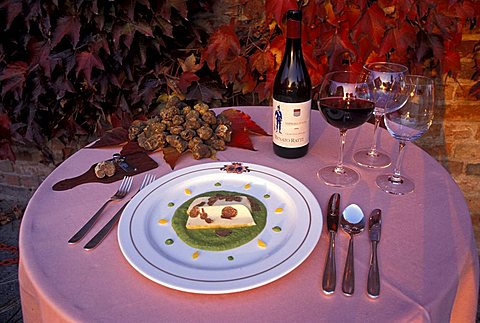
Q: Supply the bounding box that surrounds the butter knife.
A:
[322,193,340,294]
[367,209,382,298]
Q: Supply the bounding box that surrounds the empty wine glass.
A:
[317,71,375,187]
[354,62,409,168]
[376,75,435,195]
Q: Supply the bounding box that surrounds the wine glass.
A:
[376,75,435,195]
[353,62,409,168]
[317,71,375,187]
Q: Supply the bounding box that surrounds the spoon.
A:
[340,204,366,296]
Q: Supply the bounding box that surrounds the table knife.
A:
[367,209,382,298]
[322,193,340,294]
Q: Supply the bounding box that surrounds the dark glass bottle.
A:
[272,10,312,159]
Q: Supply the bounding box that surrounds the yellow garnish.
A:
[275,207,283,213]
[192,250,199,259]
[258,239,267,248]
[158,219,169,225]
[185,188,192,195]
[244,183,251,189]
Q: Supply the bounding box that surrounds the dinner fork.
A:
[83,173,156,250]
[68,176,133,244]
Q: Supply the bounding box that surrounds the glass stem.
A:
[389,141,407,184]
[368,113,382,157]
[335,129,347,175]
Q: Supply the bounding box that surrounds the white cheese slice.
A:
[186,195,252,214]
[186,204,256,229]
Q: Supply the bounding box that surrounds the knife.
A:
[322,193,340,294]
[367,209,382,298]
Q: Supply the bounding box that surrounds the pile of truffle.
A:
[128,98,233,160]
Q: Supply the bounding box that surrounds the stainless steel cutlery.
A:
[322,193,340,294]
[322,195,382,298]
[340,204,366,296]
[83,174,156,250]
[367,209,382,298]
[68,176,133,244]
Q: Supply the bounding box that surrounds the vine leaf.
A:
[352,4,387,52]
[162,146,182,169]
[202,24,241,71]
[221,109,270,151]
[0,61,28,99]
[178,72,200,93]
[52,16,81,48]
[0,0,23,30]
[0,113,15,161]
[75,51,105,84]
[250,50,275,74]
[27,38,52,77]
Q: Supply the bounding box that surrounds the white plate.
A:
[118,162,322,294]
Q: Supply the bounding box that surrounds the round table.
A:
[19,107,478,322]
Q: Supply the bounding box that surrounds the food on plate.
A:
[128,97,233,159]
[94,160,116,178]
[171,191,267,251]
[185,194,256,229]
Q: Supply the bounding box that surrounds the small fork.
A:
[68,176,133,244]
[84,173,156,250]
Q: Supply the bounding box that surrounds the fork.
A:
[68,176,133,244]
[83,173,156,250]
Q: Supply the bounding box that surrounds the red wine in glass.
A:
[320,97,375,130]
[317,70,375,187]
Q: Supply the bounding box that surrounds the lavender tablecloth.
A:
[19,107,479,322]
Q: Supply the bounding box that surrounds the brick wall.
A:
[416,28,480,250]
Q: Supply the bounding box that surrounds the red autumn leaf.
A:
[112,22,135,49]
[379,23,417,59]
[88,127,129,148]
[443,46,461,76]
[221,108,270,136]
[352,4,387,51]
[0,61,28,99]
[265,0,297,23]
[75,51,105,84]
[0,113,11,140]
[202,24,241,71]
[178,54,203,73]
[162,146,182,170]
[27,38,52,77]
[254,68,277,103]
[0,0,23,30]
[185,81,223,102]
[52,16,81,48]
[218,56,247,85]
[134,21,154,37]
[250,50,275,74]
[178,71,200,93]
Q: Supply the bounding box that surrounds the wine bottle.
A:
[272,9,312,159]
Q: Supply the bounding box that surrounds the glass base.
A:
[354,149,391,169]
[317,165,360,187]
[376,174,414,195]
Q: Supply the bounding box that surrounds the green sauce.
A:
[171,191,267,251]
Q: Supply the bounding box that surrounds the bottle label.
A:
[272,99,311,148]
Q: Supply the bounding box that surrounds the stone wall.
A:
[1,28,480,249]
[416,28,480,251]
